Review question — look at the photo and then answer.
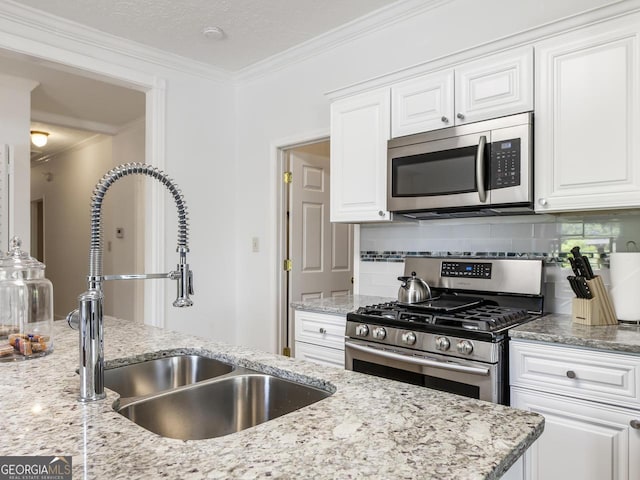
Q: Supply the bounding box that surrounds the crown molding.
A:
[0,0,232,83]
[233,0,453,83]
[0,72,39,91]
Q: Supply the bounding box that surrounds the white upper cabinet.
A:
[535,14,640,213]
[391,70,454,137]
[391,46,533,137]
[455,46,533,125]
[330,88,392,223]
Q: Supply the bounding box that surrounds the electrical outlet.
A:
[252,237,260,253]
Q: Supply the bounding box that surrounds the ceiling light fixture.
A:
[30,131,49,148]
[202,26,225,40]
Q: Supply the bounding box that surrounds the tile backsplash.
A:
[358,212,640,314]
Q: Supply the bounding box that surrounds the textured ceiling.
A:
[10,0,401,71]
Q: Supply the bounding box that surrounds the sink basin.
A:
[116,373,332,440]
[104,354,234,398]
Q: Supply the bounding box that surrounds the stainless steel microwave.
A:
[387,112,533,219]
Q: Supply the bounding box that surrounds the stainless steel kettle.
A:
[397,271,431,303]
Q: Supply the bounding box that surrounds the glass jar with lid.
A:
[0,236,53,361]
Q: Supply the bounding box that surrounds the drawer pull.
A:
[631,420,640,430]
[319,328,327,334]
[566,370,576,379]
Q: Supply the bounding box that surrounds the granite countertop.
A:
[290,294,396,315]
[0,318,543,479]
[510,313,640,354]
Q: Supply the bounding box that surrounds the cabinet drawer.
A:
[294,310,346,350]
[295,341,345,368]
[510,341,640,409]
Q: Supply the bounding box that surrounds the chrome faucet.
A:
[67,163,193,402]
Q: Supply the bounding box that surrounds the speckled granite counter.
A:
[510,313,640,354]
[290,294,395,315]
[0,318,543,479]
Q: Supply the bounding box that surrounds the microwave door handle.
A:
[476,135,487,203]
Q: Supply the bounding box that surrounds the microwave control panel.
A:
[490,138,520,189]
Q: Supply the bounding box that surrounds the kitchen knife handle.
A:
[567,276,581,298]
[582,256,595,279]
[568,257,581,276]
[579,277,593,299]
[476,135,487,203]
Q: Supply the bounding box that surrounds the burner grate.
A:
[354,302,529,332]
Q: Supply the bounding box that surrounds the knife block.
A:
[572,276,618,326]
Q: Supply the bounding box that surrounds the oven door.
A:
[345,339,503,404]
[387,131,491,212]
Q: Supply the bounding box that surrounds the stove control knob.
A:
[457,340,474,355]
[355,324,369,337]
[372,327,387,340]
[435,336,450,351]
[401,332,417,346]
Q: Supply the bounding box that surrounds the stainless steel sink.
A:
[116,373,332,440]
[104,354,234,398]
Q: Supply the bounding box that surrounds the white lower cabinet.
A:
[510,340,640,480]
[294,310,346,368]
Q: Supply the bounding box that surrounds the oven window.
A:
[353,359,480,399]
[391,145,482,197]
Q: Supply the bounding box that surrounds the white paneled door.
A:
[290,148,353,304]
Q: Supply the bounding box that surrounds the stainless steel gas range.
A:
[345,256,544,405]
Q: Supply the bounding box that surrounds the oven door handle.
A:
[476,135,487,203]
[345,341,491,376]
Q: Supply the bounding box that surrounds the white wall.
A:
[102,119,146,322]
[0,74,38,252]
[234,0,618,352]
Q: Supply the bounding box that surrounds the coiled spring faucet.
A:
[67,163,194,402]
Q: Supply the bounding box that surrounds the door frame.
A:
[0,30,167,327]
[271,129,329,355]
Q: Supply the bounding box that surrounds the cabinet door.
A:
[295,341,345,368]
[455,46,533,125]
[511,387,640,480]
[391,69,454,137]
[535,14,640,212]
[330,88,391,222]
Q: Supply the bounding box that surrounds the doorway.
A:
[0,46,166,326]
[279,140,354,356]
[29,198,43,262]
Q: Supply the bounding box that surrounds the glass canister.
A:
[0,236,53,361]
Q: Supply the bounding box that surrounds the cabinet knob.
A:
[456,113,465,120]
[319,327,327,334]
[566,370,576,379]
[538,198,548,206]
[441,116,449,123]
[631,420,640,429]
[378,210,385,217]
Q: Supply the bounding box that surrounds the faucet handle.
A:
[67,309,80,330]
[173,265,193,307]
